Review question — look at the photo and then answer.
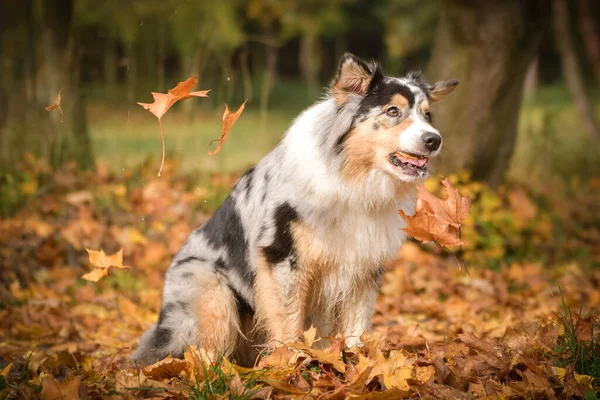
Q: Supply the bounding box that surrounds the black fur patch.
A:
[173,255,207,268]
[244,167,255,194]
[357,81,415,117]
[405,71,430,95]
[215,257,227,270]
[152,326,172,347]
[262,203,299,267]
[158,303,177,325]
[232,288,254,317]
[202,195,249,276]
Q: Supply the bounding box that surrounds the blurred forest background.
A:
[1,0,599,192]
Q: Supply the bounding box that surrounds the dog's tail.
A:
[131,324,176,365]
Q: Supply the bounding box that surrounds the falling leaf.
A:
[208,100,247,155]
[138,76,210,176]
[399,178,471,248]
[45,88,64,120]
[82,248,129,282]
[41,373,82,400]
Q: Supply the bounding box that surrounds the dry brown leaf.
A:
[416,178,471,228]
[41,373,81,400]
[82,248,129,282]
[142,356,191,381]
[45,88,64,120]
[399,210,464,247]
[138,76,211,176]
[208,100,248,155]
[399,178,470,248]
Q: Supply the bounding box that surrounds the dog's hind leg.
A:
[133,258,240,365]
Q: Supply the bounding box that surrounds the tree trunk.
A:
[576,0,600,83]
[240,48,253,102]
[125,44,137,108]
[299,28,320,101]
[104,39,117,100]
[0,0,94,172]
[259,35,278,126]
[427,0,547,187]
[523,57,539,100]
[157,20,166,91]
[553,0,600,141]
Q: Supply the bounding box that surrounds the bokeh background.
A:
[1,0,599,188]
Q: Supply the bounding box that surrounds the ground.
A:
[0,155,599,399]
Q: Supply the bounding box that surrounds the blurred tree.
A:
[0,0,93,171]
[427,0,548,187]
[553,0,600,141]
[168,0,243,119]
[576,0,600,83]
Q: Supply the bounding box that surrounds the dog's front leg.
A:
[254,252,306,345]
[339,267,384,348]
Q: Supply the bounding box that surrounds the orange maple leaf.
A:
[82,248,129,282]
[208,100,247,155]
[138,76,211,176]
[399,178,471,248]
[45,88,64,120]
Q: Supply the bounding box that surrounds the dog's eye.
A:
[424,112,432,122]
[386,107,399,117]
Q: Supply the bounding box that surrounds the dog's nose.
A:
[422,132,442,151]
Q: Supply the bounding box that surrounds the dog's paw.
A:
[345,336,364,349]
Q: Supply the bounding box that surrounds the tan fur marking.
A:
[194,274,239,358]
[420,101,431,115]
[388,93,410,109]
[342,118,414,181]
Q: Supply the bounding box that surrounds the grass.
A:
[554,296,600,387]
[187,353,263,400]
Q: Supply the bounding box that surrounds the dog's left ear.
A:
[428,80,459,102]
[332,52,382,102]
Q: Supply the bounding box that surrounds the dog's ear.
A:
[332,53,382,102]
[428,80,459,102]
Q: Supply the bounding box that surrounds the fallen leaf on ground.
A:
[138,76,211,176]
[41,373,81,400]
[208,100,247,155]
[399,177,471,248]
[82,248,129,282]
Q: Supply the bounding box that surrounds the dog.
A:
[133,52,458,366]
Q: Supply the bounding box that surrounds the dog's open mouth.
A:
[389,151,429,176]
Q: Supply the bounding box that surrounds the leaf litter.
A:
[0,159,599,398]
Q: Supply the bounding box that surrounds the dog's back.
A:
[134,53,457,366]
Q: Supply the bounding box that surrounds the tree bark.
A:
[427,0,547,187]
[553,0,600,141]
[576,0,600,83]
[260,35,278,126]
[0,0,94,172]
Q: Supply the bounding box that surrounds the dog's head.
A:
[333,53,458,183]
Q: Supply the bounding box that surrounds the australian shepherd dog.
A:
[134,53,458,366]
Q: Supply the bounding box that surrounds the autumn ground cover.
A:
[1,154,599,399]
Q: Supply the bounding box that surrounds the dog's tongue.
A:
[399,156,428,167]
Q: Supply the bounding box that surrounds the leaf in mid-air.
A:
[137,76,210,176]
[399,178,471,248]
[82,248,129,282]
[208,100,248,155]
[45,88,64,120]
